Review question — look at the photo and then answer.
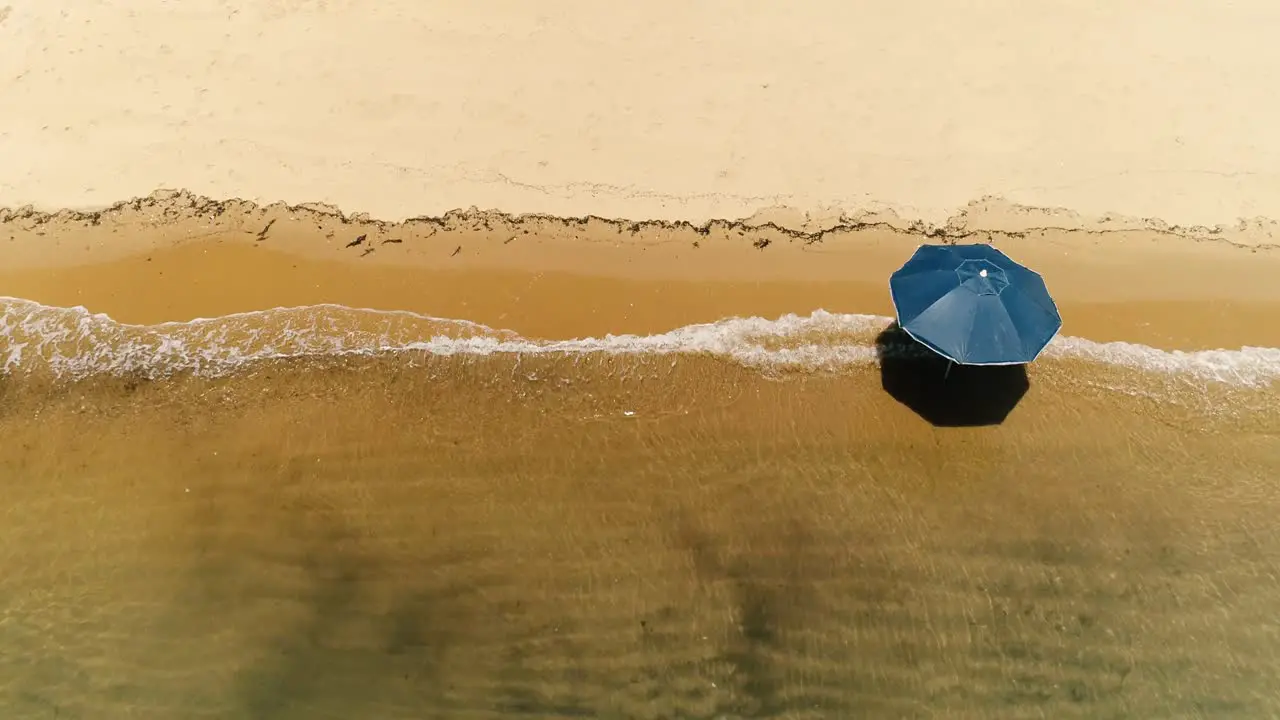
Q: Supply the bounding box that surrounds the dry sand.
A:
[6,1,1280,232]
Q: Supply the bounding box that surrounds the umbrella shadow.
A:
[874,322,1030,427]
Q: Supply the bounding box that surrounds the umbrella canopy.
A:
[889,243,1061,365]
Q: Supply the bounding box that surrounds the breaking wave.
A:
[2,297,1278,388]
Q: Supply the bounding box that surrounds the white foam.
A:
[1,296,1278,388]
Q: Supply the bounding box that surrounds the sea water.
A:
[1,297,1278,718]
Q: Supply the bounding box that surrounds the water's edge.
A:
[2,297,1277,389]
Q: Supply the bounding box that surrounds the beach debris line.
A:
[255,218,276,241]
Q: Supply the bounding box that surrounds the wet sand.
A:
[2,197,1279,717]
[4,192,1280,349]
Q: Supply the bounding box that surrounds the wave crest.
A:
[2,297,1277,388]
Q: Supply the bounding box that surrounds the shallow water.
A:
[2,303,1279,718]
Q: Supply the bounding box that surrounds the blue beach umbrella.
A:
[889,244,1061,366]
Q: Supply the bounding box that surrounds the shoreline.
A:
[6,190,1280,256]
[3,191,1280,353]
[7,4,1280,714]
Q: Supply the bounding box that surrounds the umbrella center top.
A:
[955,259,1009,296]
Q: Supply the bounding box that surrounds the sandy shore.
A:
[4,4,1280,715]
[4,192,1280,353]
[2,193,1279,716]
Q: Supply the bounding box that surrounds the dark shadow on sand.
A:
[875,322,1029,427]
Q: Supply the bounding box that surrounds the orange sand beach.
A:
[1,192,1279,718]
[4,0,1280,716]
[4,191,1280,350]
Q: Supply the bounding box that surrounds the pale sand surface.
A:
[2,198,1280,717]
[5,1,1280,231]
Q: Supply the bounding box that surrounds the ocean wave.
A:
[2,297,1278,388]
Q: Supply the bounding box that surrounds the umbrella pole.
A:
[944,360,953,381]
